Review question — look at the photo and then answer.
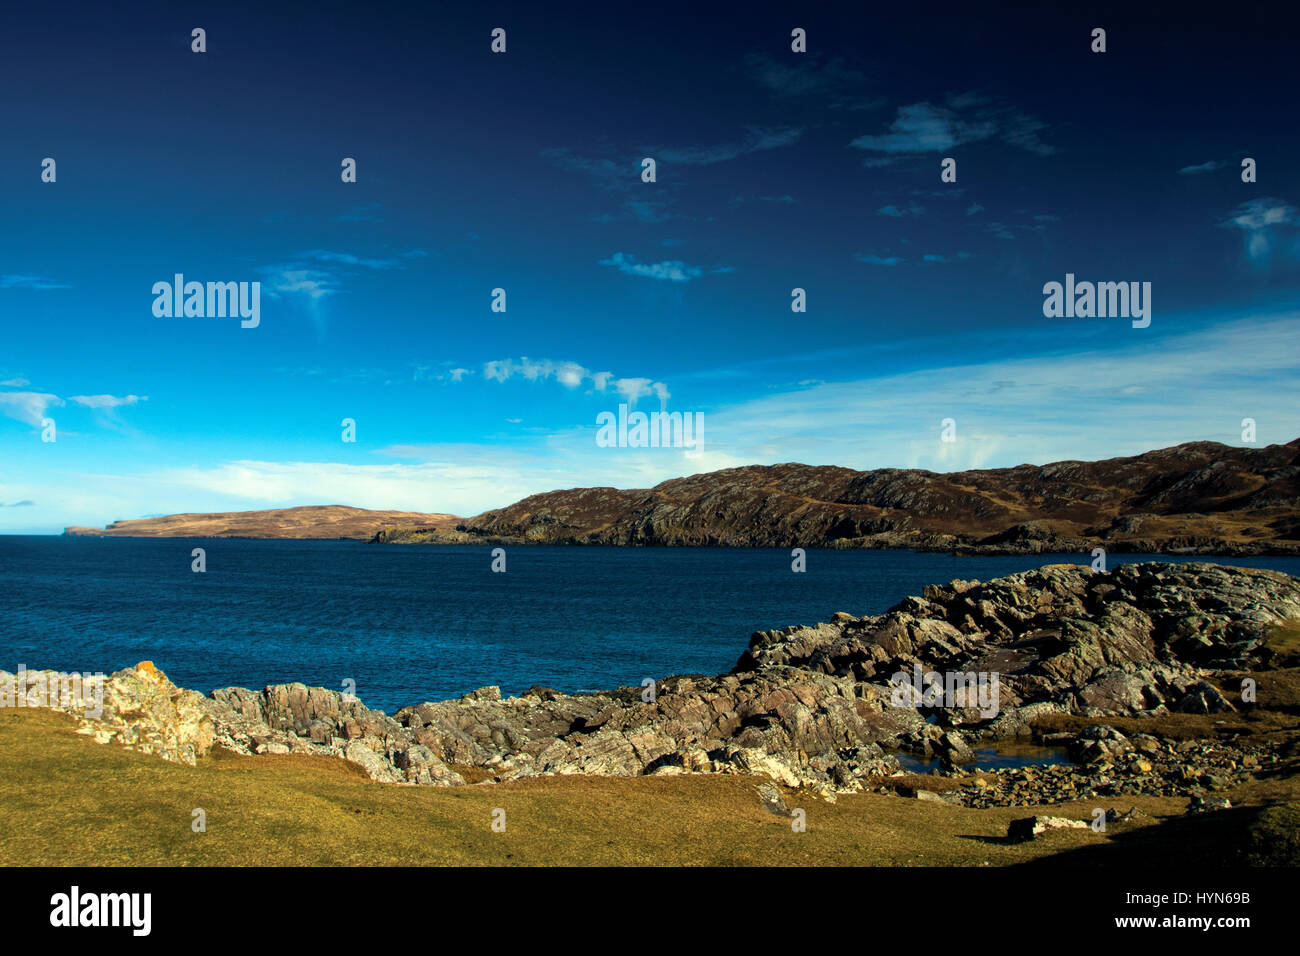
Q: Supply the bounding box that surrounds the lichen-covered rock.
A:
[4,661,214,766]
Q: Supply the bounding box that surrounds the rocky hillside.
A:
[64,505,461,540]
[15,562,1300,808]
[376,438,1300,555]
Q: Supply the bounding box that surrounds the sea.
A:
[2,536,1297,714]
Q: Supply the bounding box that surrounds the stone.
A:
[1186,795,1232,814]
[1008,815,1090,841]
[757,782,789,815]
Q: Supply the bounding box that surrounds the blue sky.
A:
[2,1,1298,532]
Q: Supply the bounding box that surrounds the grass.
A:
[1266,619,1300,666]
[1031,705,1300,741]
[1,708,1292,867]
[1244,802,1300,866]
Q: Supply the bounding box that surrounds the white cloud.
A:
[700,313,1300,470]
[483,357,590,386]
[599,252,706,283]
[1178,160,1224,175]
[296,250,405,270]
[0,391,63,426]
[876,204,924,218]
[654,126,804,166]
[68,394,146,409]
[851,95,1053,164]
[476,357,668,407]
[260,268,337,299]
[0,275,71,290]
[1221,197,1299,266]
[0,388,147,429]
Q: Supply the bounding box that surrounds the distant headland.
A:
[63,438,1300,556]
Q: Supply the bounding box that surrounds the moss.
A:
[1243,802,1300,866]
[1265,619,1300,666]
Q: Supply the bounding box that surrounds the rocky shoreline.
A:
[373,523,1300,557]
[8,562,1300,815]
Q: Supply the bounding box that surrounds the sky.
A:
[1,1,1297,533]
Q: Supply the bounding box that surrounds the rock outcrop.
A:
[2,661,215,765]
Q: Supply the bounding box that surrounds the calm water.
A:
[897,743,1075,774]
[2,536,1297,713]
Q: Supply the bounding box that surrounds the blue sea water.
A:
[2,536,1297,713]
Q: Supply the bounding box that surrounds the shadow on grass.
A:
[1006,805,1299,867]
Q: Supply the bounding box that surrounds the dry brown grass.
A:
[1030,708,1300,741]
[1266,620,1300,664]
[0,708,1226,867]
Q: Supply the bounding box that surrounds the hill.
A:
[376,439,1300,555]
[64,505,462,540]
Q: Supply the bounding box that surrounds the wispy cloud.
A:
[331,202,382,222]
[257,247,426,312]
[1220,197,1299,266]
[295,250,410,270]
[0,385,145,430]
[0,275,71,290]
[653,126,804,166]
[701,312,1300,471]
[547,125,803,192]
[744,53,883,110]
[0,391,63,426]
[599,252,706,282]
[477,357,670,407]
[621,198,680,224]
[542,147,629,190]
[851,93,1053,165]
[484,358,591,388]
[1179,160,1225,175]
[68,394,146,409]
[876,204,924,218]
[857,251,970,266]
[257,267,339,300]
[729,194,798,207]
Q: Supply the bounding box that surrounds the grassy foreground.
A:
[0,708,1291,867]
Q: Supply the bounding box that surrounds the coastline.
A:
[368,526,1300,557]
[9,560,1299,800]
